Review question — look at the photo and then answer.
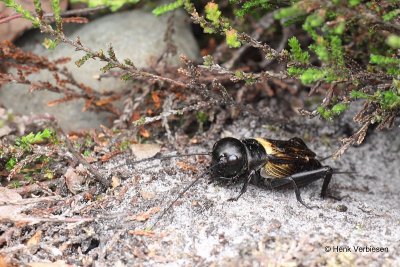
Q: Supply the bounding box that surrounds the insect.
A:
[210,137,334,206]
[125,136,346,228]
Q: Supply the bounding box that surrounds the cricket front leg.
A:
[228,170,256,202]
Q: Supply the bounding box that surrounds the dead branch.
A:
[0,5,107,24]
[12,179,64,197]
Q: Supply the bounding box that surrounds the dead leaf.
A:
[176,161,197,172]
[83,156,97,163]
[146,108,153,116]
[27,231,42,247]
[0,0,68,42]
[64,167,85,194]
[0,201,26,222]
[111,176,120,189]
[128,230,155,237]
[101,150,121,162]
[130,112,141,123]
[0,187,22,204]
[47,96,78,107]
[130,143,161,160]
[94,95,121,106]
[83,193,94,201]
[62,17,89,24]
[0,125,12,138]
[0,254,16,267]
[132,207,160,222]
[139,190,155,200]
[28,260,73,267]
[151,92,161,109]
[114,261,126,267]
[139,128,150,138]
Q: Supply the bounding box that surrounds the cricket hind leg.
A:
[275,176,315,209]
[320,167,343,201]
[320,167,333,198]
[268,166,335,208]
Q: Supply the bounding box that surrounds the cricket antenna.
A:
[332,169,357,175]
[319,154,333,162]
[113,151,211,169]
[149,163,219,229]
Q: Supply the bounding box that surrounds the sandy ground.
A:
[1,106,399,266]
[96,110,399,266]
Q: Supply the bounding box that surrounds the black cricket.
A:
[210,137,333,208]
[146,136,342,228]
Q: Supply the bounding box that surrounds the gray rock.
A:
[0,10,199,131]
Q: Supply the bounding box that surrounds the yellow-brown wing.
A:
[255,137,320,179]
[261,163,299,178]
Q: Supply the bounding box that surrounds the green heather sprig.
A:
[153,0,183,16]
[230,0,271,17]
[4,0,40,27]
[70,0,140,12]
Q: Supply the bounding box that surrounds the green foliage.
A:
[152,0,183,16]
[75,53,94,67]
[100,62,117,73]
[348,0,361,7]
[287,66,306,76]
[6,157,17,171]
[42,38,59,50]
[280,6,349,85]
[70,0,140,12]
[288,37,310,64]
[119,140,131,151]
[51,0,62,32]
[132,116,146,126]
[230,0,271,17]
[10,181,21,189]
[196,111,208,124]
[382,9,400,22]
[124,58,135,66]
[205,2,222,26]
[310,43,329,63]
[121,73,132,81]
[3,0,40,27]
[317,103,348,120]
[386,35,400,49]
[332,20,346,35]
[274,4,304,21]
[203,55,214,67]
[330,36,344,66]
[225,29,241,48]
[370,54,400,65]
[234,70,255,84]
[33,0,43,17]
[196,111,208,132]
[83,150,92,157]
[351,90,400,111]
[370,54,400,76]
[300,68,327,84]
[15,128,54,151]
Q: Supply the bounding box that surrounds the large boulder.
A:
[0,10,199,131]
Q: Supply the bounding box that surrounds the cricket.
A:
[126,136,350,228]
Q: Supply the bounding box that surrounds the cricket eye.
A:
[228,155,238,162]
